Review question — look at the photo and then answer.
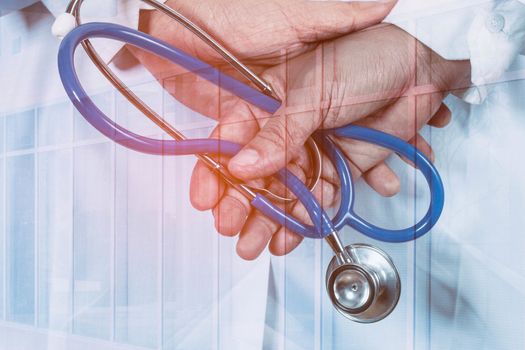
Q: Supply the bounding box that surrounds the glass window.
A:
[162,127,217,349]
[0,116,4,154]
[6,154,35,325]
[37,150,73,330]
[37,103,72,147]
[74,93,111,142]
[6,110,35,152]
[0,159,4,320]
[114,147,162,348]
[115,81,163,138]
[0,19,2,57]
[72,143,113,340]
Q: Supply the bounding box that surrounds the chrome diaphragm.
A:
[325,244,401,323]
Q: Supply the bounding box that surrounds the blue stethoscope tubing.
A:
[58,22,445,243]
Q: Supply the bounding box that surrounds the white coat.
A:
[0,1,524,349]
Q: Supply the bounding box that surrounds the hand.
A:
[130,0,395,117]
[136,0,396,63]
[189,25,471,260]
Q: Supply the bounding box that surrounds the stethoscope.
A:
[53,0,444,323]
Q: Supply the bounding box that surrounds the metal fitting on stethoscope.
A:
[325,243,400,323]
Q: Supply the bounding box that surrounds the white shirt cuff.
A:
[385,0,525,104]
[467,1,525,87]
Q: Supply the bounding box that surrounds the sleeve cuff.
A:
[467,1,525,88]
[386,0,525,105]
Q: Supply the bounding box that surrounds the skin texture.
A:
[134,0,396,64]
[188,25,470,260]
[131,0,396,124]
[130,2,471,260]
[131,0,402,195]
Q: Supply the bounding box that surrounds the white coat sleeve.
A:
[384,0,525,104]
[46,0,168,63]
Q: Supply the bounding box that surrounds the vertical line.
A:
[2,113,6,322]
[110,91,117,342]
[410,21,418,350]
[282,258,286,350]
[212,225,219,350]
[4,137,8,323]
[33,108,39,327]
[158,93,166,350]
[411,92,417,350]
[313,43,324,350]
[428,128,433,350]
[316,36,324,128]
[282,47,290,350]
[314,240,321,350]
[212,71,220,350]
[70,102,75,334]
[0,13,2,55]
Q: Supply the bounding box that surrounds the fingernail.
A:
[231,149,260,168]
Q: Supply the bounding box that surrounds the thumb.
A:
[298,0,397,42]
[228,111,321,181]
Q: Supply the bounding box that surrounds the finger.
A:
[240,177,338,259]
[235,168,311,260]
[270,179,338,256]
[400,133,435,168]
[264,160,307,200]
[131,38,270,122]
[211,166,268,237]
[411,133,434,162]
[334,93,443,175]
[161,65,275,122]
[209,103,267,236]
[269,228,304,257]
[299,1,397,43]
[237,212,280,260]
[189,101,259,210]
[363,162,401,197]
[190,160,225,211]
[428,103,452,128]
[212,187,253,237]
[235,148,341,259]
[228,110,321,181]
[235,163,311,260]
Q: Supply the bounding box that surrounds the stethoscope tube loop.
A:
[58,22,334,239]
[58,20,444,324]
[58,22,444,243]
[327,126,445,242]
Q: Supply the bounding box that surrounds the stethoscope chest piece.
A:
[325,244,400,323]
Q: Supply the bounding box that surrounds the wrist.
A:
[394,25,472,94]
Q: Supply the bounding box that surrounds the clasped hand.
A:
[130,0,471,260]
